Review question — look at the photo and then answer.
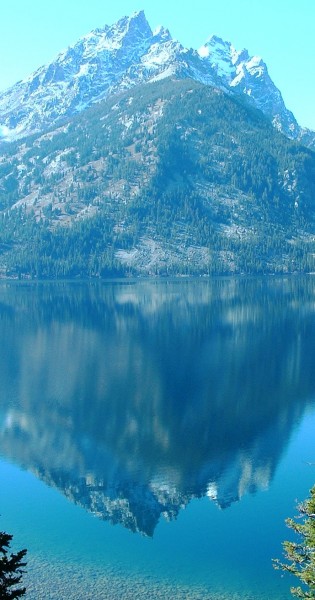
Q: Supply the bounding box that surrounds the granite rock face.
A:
[0,11,313,147]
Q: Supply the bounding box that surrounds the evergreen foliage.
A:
[0,78,315,277]
[0,531,27,599]
[274,486,315,598]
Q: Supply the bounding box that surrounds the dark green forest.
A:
[0,78,315,278]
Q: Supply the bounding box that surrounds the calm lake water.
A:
[0,277,314,599]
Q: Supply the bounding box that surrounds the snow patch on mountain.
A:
[198,35,236,81]
[198,35,300,138]
[0,10,312,144]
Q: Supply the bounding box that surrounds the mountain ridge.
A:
[0,10,313,148]
[0,13,315,278]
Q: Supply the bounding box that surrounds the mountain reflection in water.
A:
[0,277,314,537]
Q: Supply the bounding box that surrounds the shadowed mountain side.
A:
[0,278,315,535]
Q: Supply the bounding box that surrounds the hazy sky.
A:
[0,0,314,129]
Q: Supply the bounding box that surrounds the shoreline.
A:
[24,556,289,600]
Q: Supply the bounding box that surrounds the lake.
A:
[0,277,314,599]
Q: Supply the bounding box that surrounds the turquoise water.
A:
[0,277,314,599]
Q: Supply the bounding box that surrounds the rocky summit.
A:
[0,10,313,146]
[0,11,315,278]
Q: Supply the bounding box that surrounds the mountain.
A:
[0,10,313,147]
[0,77,315,278]
[0,11,215,141]
[0,11,315,278]
[198,35,301,140]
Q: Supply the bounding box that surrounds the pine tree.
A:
[273,485,315,598]
[0,531,27,599]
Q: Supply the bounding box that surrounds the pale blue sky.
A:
[0,0,314,130]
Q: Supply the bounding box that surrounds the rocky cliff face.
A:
[198,35,300,139]
[0,10,313,147]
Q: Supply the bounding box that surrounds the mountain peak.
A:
[205,34,231,47]
[199,34,232,55]
[198,35,234,80]
[114,10,152,38]
[152,25,172,43]
[0,10,311,145]
[87,9,152,51]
